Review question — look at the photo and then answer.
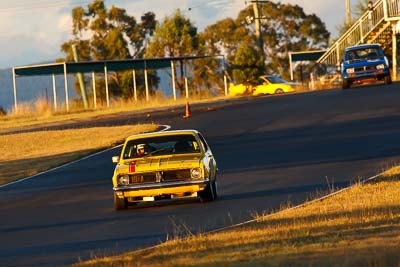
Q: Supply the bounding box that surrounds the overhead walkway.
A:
[317,0,400,79]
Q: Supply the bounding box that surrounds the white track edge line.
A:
[207,171,383,234]
[108,167,389,257]
[0,125,171,189]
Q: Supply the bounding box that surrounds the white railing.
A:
[318,0,400,65]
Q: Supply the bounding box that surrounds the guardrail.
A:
[318,0,400,65]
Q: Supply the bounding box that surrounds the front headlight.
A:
[118,175,130,186]
[376,64,385,70]
[346,68,355,74]
[191,168,202,179]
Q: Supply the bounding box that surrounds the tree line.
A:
[59,0,331,104]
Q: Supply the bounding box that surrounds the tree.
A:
[60,0,157,102]
[146,9,198,57]
[232,43,265,84]
[353,0,371,17]
[145,9,198,94]
[198,17,260,86]
[237,2,330,80]
[196,1,329,85]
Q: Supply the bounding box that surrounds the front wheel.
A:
[114,192,127,210]
[384,75,392,85]
[199,179,217,202]
[342,79,350,89]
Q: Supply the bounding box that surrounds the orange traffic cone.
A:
[183,101,191,119]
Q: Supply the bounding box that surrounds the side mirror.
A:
[112,156,120,163]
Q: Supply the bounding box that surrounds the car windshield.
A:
[345,47,381,62]
[264,76,288,84]
[122,134,201,159]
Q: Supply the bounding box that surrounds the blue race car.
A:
[341,44,391,89]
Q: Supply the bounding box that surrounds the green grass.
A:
[0,124,158,185]
[73,168,400,267]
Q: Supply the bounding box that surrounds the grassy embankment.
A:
[0,124,158,185]
[74,167,400,267]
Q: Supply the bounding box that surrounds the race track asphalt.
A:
[2,83,400,266]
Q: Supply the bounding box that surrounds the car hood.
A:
[116,154,202,174]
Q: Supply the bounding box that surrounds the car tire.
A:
[384,75,392,85]
[114,193,127,210]
[342,79,350,89]
[200,179,217,202]
[212,179,218,199]
[275,88,284,94]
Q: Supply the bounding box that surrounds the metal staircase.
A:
[317,0,400,66]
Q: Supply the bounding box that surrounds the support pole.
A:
[289,52,294,81]
[336,43,341,66]
[171,60,177,100]
[92,72,97,109]
[345,0,351,27]
[253,2,263,51]
[224,75,228,96]
[71,44,89,108]
[52,74,57,110]
[12,67,17,113]
[63,63,69,111]
[384,0,388,19]
[360,20,364,43]
[132,69,137,101]
[392,23,397,81]
[144,69,149,101]
[104,65,110,107]
[222,55,228,96]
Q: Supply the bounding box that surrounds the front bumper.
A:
[113,179,210,198]
[343,68,390,82]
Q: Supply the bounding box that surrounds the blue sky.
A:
[0,0,354,69]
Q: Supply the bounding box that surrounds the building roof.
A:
[289,50,327,62]
[13,55,214,76]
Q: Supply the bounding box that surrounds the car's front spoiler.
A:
[113,178,210,192]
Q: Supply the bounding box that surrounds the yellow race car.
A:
[229,75,296,96]
[228,82,252,96]
[111,130,218,210]
[252,75,296,95]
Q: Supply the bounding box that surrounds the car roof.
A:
[345,43,381,51]
[125,129,200,141]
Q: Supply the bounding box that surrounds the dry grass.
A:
[74,169,400,267]
[1,95,227,130]
[0,124,158,185]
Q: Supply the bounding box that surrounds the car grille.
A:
[355,66,376,72]
[128,169,192,185]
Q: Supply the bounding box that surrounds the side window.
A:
[197,133,209,152]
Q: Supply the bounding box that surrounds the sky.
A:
[0,0,357,69]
